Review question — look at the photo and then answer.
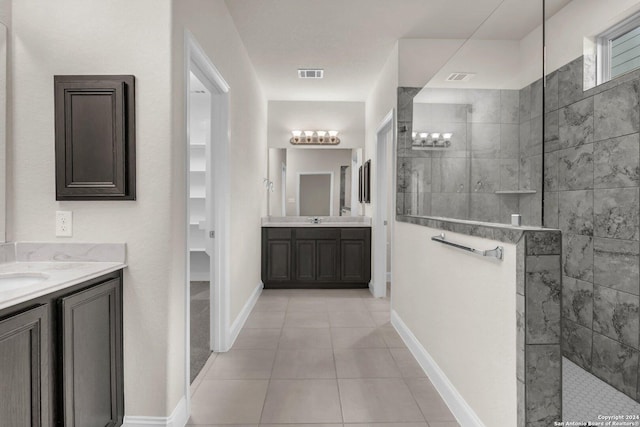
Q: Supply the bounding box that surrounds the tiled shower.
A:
[546,55,640,402]
[396,35,640,423]
[397,84,543,226]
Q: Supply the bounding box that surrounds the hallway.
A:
[188,289,459,426]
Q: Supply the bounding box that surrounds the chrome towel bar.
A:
[431,233,503,261]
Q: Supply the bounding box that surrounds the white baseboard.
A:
[123,396,188,427]
[391,310,485,427]
[228,282,263,348]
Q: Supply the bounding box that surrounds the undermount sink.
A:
[0,273,49,291]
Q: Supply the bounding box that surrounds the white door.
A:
[373,112,394,298]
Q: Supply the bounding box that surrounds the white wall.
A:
[285,149,352,217]
[10,0,178,417]
[363,43,398,295]
[8,0,267,419]
[0,0,9,26]
[364,43,398,220]
[268,148,286,217]
[172,0,268,407]
[173,0,268,374]
[392,222,518,427]
[268,100,365,149]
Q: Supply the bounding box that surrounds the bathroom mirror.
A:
[268,148,360,217]
[0,23,6,242]
[398,0,557,226]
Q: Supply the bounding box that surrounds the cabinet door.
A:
[295,240,316,281]
[316,240,338,281]
[0,305,50,427]
[341,240,367,282]
[60,278,123,427]
[266,240,292,281]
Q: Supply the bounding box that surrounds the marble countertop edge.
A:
[397,214,560,245]
[0,262,127,311]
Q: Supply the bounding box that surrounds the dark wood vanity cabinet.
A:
[0,271,124,427]
[0,305,50,427]
[60,277,123,427]
[262,227,371,288]
[340,228,371,282]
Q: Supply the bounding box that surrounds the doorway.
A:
[185,30,231,410]
[188,70,212,383]
[373,110,394,298]
[297,172,334,216]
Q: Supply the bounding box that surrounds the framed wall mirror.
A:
[363,159,371,204]
[268,147,363,216]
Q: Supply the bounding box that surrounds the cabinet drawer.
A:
[341,227,370,240]
[296,228,339,240]
[267,228,292,239]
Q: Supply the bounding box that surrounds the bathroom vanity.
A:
[261,217,371,288]
[0,243,126,427]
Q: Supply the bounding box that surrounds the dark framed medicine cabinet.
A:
[54,75,136,200]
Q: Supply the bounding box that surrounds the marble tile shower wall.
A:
[397,86,543,225]
[519,79,544,225]
[545,55,640,402]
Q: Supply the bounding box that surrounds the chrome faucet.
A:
[309,217,321,224]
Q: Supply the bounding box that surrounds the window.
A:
[597,11,640,84]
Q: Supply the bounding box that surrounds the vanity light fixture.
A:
[328,130,339,143]
[411,131,453,149]
[290,130,340,145]
[291,130,302,143]
[304,130,314,143]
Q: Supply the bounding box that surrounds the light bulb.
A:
[431,133,440,139]
[304,131,314,141]
[316,131,326,142]
[412,132,417,139]
[328,131,338,137]
[419,132,428,139]
[443,133,453,140]
[292,130,302,137]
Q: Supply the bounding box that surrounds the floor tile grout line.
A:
[256,298,285,425]
[328,316,346,424]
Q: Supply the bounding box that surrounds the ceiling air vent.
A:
[446,72,476,82]
[298,69,324,79]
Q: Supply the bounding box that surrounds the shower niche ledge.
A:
[494,190,537,195]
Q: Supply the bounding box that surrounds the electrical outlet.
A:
[56,211,72,237]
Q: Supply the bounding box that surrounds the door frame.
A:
[296,171,334,216]
[372,109,395,298]
[184,30,231,405]
[281,163,287,216]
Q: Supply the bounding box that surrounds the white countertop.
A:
[262,216,372,227]
[0,242,127,311]
[0,261,126,311]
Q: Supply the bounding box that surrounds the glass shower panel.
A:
[398,0,545,226]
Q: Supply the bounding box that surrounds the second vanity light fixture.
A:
[290,130,340,145]
[411,132,453,149]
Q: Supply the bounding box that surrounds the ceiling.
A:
[224,0,572,102]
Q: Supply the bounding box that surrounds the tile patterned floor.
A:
[563,357,640,424]
[188,288,460,427]
[190,281,211,382]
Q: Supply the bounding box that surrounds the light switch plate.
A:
[56,211,72,237]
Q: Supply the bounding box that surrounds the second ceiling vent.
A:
[445,72,476,82]
[298,69,324,79]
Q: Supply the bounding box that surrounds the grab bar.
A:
[431,233,503,261]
